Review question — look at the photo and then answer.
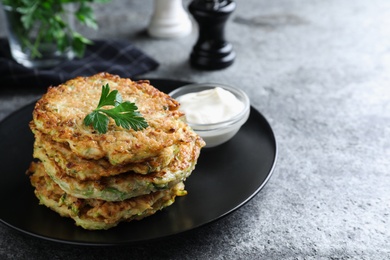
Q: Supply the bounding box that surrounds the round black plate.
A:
[0,79,277,245]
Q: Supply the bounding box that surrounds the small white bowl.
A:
[169,83,250,148]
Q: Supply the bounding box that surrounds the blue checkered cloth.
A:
[0,38,159,89]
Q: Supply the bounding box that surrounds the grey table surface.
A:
[1,0,389,259]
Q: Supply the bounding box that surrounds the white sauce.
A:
[177,87,245,124]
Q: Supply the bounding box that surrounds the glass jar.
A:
[3,4,75,69]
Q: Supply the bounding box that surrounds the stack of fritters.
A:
[27,73,205,230]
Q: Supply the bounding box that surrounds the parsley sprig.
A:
[2,0,110,58]
[84,84,148,134]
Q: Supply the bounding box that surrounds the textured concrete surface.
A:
[1,0,390,259]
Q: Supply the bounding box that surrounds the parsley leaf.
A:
[100,102,149,131]
[2,0,110,59]
[84,84,148,134]
[97,84,122,107]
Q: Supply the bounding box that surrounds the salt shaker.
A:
[148,0,192,38]
[189,0,236,70]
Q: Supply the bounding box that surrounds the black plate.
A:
[0,79,277,245]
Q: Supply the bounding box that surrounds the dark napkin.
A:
[0,38,159,90]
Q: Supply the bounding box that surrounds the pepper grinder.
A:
[188,0,236,70]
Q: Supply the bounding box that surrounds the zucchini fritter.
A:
[33,135,202,201]
[32,72,193,165]
[27,73,205,230]
[28,162,186,230]
[33,129,179,179]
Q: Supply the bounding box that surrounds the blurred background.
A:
[1,0,390,259]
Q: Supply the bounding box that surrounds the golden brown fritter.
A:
[32,72,197,165]
[32,129,179,179]
[28,162,186,230]
[27,73,205,230]
[32,134,203,201]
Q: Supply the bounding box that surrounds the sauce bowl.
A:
[169,83,250,147]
